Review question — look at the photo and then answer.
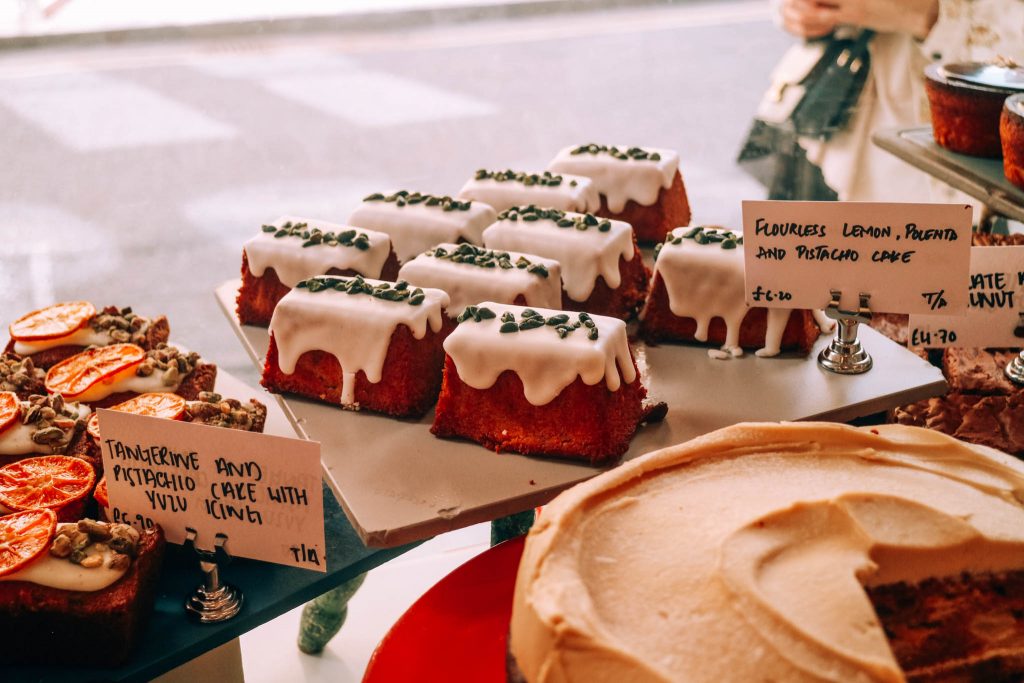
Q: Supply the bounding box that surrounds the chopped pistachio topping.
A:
[474,169,565,187]
[261,221,372,251]
[90,305,153,345]
[363,190,472,212]
[569,143,661,162]
[297,275,426,306]
[428,243,549,278]
[497,205,612,233]
[18,393,86,453]
[0,353,43,394]
[50,520,140,569]
[654,225,743,258]
[134,344,200,386]
[461,308,598,340]
[188,392,263,431]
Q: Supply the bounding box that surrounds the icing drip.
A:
[442,302,636,406]
[243,216,392,287]
[398,243,562,317]
[482,207,635,302]
[458,171,600,215]
[268,276,449,408]
[648,227,792,359]
[0,546,126,591]
[14,327,114,355]
[348,193,497,263]
[511,422,1024,683]
[548,144,679,213]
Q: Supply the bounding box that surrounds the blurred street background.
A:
[0,3,789,678]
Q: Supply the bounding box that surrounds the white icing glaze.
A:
[0,545,126,591]
[482,209,635,302]
[13,326,114,355]
[442,302,636,406]
[268,276,449,408]
[646,227,792,359]
[0,403,90,455]
[347,195,497,263]
[243,216,393,287]
[458,172,600,215]
[398,244,562,317]
[548,145,679,213]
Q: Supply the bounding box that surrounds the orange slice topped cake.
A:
[0,455,95,522]
[0,392,90,468]
[398,243,562,317]
[458,169,599,215]
[263,275,451,417]
[482,206,648,320]
[640,226,825,358]
[238,216,399,325]
[348,191,498,264]
[432,302,645,462]
[6,302,169,369]
[548,143,690,243]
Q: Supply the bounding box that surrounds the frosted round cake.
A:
[510,422,1024,682]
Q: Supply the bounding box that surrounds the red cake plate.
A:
[363,535,526,682]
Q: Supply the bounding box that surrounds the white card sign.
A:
[742,201,973,313]
[99,410,326,572]
[908,245,1024,348]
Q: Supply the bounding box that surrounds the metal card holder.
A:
[1006,312,1024,385]
[818,289,873,374]
[183,527,244,624]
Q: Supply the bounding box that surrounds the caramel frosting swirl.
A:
[510,423,1024,682]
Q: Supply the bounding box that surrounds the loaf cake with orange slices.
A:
[44,342,215,409]
[482,206,649,320]
[348,191,498,264]
[458,169,600,215]
[0,509,165,665]
[547,143,691,243]
[5,303,169,370]
[509,422,1024,683]
[238,217,400,326]
[640,226,825,357]
[0,392,90,469]
[398,243,562,317]
[263,275,451,417]
[431,303,646,462]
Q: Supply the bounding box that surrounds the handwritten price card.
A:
[99,410,326,572]
[908,246,1024,348]
[741,201,972,313]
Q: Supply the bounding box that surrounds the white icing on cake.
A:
[398,244,562,317]
[268,276,449,407]
[645,227,793,359]
[13,327,115,355]
[482,207,635,302]
[347,193,497,263]
[458,171,600,215]
[243,216,393,287]
[65,361,185,404]
[0,544,126,591]
[548,144,679,213]
[0,403,90,455]
[442,302,636,406]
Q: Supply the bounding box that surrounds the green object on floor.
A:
[491,509,535,547]
[297,572,367,655]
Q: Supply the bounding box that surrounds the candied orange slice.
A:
[93,477,109,509]
[0,508,56,577]
[9,301,96,342]
[0,392,18,435]
[0,455,96,513]
[45,343,146,399]
[86,392,187,441]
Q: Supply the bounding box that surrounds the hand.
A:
[779,0,841,39]
[829,0,939,39]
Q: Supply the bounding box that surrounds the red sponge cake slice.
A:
[262,275,451,417]
[432,303,646,463]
